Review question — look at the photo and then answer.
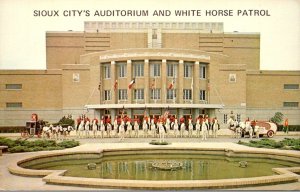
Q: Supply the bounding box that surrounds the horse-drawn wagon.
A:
[241,121,278,138]
[21,114,46,138]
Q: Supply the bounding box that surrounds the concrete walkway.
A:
[0,136,299,190]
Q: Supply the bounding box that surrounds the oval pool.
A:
[19,151,299,181]
[10,148,300,189]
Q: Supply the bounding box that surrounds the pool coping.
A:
[7,143,300,189]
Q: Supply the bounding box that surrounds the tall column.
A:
[127,60,132,103]
[178,60,184,103]
[99,63,102,104]
[144,59,149,103]
[194,61,199,104]
[162,59,167,103]
[111,109,116,122]
[111,61,116,104]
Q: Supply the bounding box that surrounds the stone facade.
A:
[0,22,299,126]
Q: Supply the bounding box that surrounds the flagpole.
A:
[173,67,176,104]
[191,76,193,104]
[135,78,137,104]
[154,77,156,104]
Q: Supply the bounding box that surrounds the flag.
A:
[163,110,169,119]
[168,78,175,89]
[98,81,101,91]
[128,79,135,89]
[114,80,118,91]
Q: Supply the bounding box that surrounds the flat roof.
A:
[85,103,224,109]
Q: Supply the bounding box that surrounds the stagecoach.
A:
[21,114,46,138]
[242,121,277,138]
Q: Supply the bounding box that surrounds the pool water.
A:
[20,153,299,180]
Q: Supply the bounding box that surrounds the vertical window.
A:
[237,114,241,122]
[134,63,144,77]
[167,64,177,77]
[118,89,128,100]
[134,89,144,100]
[200,64,207,79]
[118,64,127,78]
[104,65,111,79]
[183,89,192,100]
[6,102,22,108]
[184,64,192,78]
[104,90,111,101]
[223,114,228,124]
[5,84,22,90]
[150,89,161,100]
[150,64,161,77]
[152,29,157,39]
[167,89,176,99]
[199,90,206,101]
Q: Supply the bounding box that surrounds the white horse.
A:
[165,118,171,137]
[42,124,53,139]
[61,126,74,139]
[195,119,201,138]
[99,120,105,138]
[53,125,62,140]
[227,117,238,138]
[134,121,139,138]
[150,119,156,138]
[211,119,219,138]
[119,120,125,141]
[126,121,133,138]
[180,122,186,138]
[245,121,253,139]
[158,122,166,143]
[77,121,85,138]
[188,119,193,138]
[201,121,209,140]
[142,120,148,138]
[113,119,118,138]
[92,120,98,138]
[173,119,179,138]
[106,123,112,138]
[84,120,90,138]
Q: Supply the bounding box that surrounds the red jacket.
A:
[180,117,185,123]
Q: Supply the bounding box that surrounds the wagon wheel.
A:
[267,130,274,138]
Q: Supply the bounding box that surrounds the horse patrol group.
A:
[74,114,220,142]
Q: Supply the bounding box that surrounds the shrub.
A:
[57,140,80,148]
[0,137,80,153]
[277,125,300,132]
[0,137,16,148]
[270,112,283,124]
[149,140,170,145]
[238,138,300,151]
[0,127,25,133]
[8,146,31,153]
[58,116,75,127]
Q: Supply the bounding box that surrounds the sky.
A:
[0,0,299,70]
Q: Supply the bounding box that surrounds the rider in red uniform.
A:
[180,116,185,124]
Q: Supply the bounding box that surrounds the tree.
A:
[58,115,75,127]
[270,112,284,125]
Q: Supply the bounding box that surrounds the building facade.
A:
[0,21,299,126]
